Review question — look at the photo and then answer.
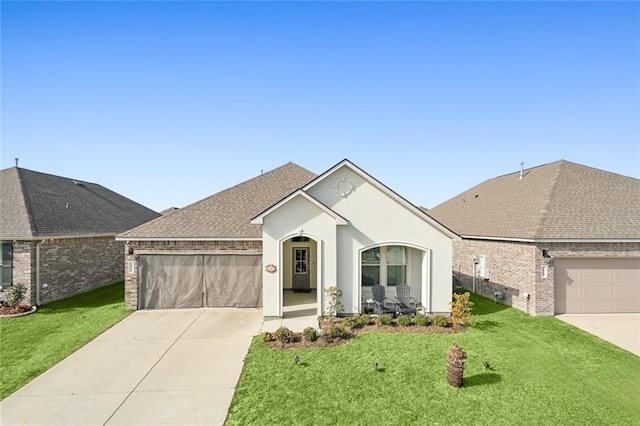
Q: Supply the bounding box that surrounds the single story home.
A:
[0,166,160,305]
[117,160,459,317]
[429,160,640,316]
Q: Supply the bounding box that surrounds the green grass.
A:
[227,295,640,425]
[0,282,132,399]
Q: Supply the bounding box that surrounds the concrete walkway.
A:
[1,300,319,426]
[1,308,265,426]
[556,313,640,356]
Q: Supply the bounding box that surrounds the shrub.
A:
[342,316,359,329]
[377,314,393,326]
[261,331,274,343]
[359,314,371,326]
[325,323,347,339]
[451,292,474,326]
[5,283,27,308]
[396,314,412,327]
[413,314,430,326]
[432,315,449,327]
[302,327,317,342]
[274,326,294,343]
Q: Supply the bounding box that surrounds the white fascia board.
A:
[304,159,460,240]
[114,236,262,242]
[461,235,536,242]
[250,190,348,225]
[535,238,640,243]
[3,233,117,241]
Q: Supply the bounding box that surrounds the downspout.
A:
[35,240,42,306]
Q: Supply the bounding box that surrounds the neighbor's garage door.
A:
[555,258,640,314]
[138,255,262,309]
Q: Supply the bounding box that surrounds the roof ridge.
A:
[533,161,565,239]
[8,167,100,186]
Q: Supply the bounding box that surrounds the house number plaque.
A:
[265,264,277,273]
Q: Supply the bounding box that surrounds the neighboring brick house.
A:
[0,167,160,305]
[429,160,640,316]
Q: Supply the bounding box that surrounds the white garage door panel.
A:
[555,258,640,314]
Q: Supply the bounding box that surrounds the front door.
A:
[292,247,310,290]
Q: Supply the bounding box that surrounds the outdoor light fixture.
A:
[542,249,552,264]
[128,247,134,256]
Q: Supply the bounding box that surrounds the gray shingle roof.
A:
[0,167,160,239]
[429,160,640,240]
[118,162,317,240]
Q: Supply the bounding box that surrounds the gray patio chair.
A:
[371,284,397,317]
[394,284,419,316]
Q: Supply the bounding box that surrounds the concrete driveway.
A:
[556,313,640,356]
[0,308,264,426]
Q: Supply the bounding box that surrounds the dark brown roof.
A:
[429,160,640,240]
[118,162,317,240]
[0,167,160,239]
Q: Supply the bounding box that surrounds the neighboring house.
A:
[0,167,160,305]
[429,160,640,316]
[117,160,459,317]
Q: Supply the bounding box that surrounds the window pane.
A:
[387,246,405,265]
[362,266,379,286]
[387,266,406,286]
[361,248,380,264]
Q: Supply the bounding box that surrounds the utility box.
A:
[479,255,490,280]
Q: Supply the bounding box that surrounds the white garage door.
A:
[138,254,263,309]
[555,258,640,314]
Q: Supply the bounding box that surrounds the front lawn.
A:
[227,295,640,425]
[0,282,131,399]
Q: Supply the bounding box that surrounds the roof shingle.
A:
[0,167,160,239]
[429,160,640,240]
[118,162,317,239]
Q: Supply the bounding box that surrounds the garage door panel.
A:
[139,255,204,309]
[204,255,262,308]
[555,258,640,314]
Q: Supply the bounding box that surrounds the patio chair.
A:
[371,284,397,317]
[394,284,420,316]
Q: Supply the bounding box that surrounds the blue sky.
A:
[2,1,638,212]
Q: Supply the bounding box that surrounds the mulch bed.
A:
[264,321,464,349]
[0,304,34,316]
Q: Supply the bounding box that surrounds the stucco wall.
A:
[453,239,640,316]
[261,196,336,317]
[307,166,455,315]
[124,240,262,309]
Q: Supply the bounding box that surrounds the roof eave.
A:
[115,236,263,242]
[250,190,348,225]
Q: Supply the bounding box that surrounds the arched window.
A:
[361,245,406,286]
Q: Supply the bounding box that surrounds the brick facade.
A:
[0,236,123,306]
[453,239,640,316]
[124,240,262,309]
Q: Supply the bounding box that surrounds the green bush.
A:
[432,315,449,327]
[397,314,412,327]
[413,314,430,326]
[359,314,371,326]
[261,331,274,343]
[377,314,393,326]
[302,327,317,342]
[5,283,28,308]
[342,317,359,329]
[274,326,294,343]
[325,323,348,339]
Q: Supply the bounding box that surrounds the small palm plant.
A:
[446,343,467,388]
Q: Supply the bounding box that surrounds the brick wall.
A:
[453,239,640,316]
[123,240,262,309]
[0,241,35,305]
[38,236,124,304]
